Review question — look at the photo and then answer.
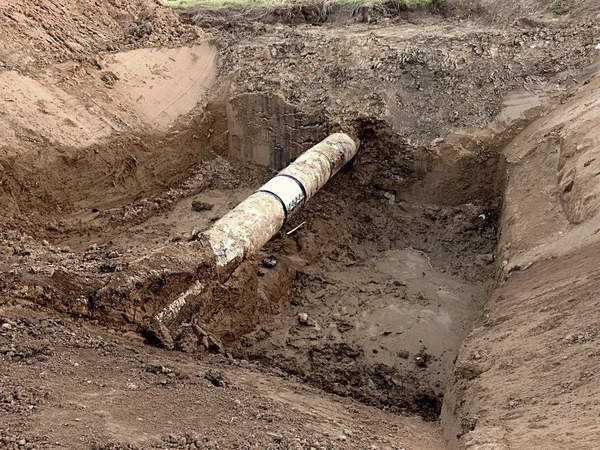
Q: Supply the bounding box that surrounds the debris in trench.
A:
[100,71,119,86]
[189,228,201,241]
[298,312,309,325]
[397,350,410,359]
[286,221,306,235]
[200,334,222,353]
[98,262,118,273]
[415,350,432,368]
[146,364,173,375]
[261,256,278,269]
[383,191,396,204]
[193,323,223,353]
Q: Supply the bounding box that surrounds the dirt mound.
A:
[196,12,598,147]
[0,0,217,239]
[179,0,442,28]
[0,0,202,70]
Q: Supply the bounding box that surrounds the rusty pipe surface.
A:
[203,132,358,273]
[150,133,358,345]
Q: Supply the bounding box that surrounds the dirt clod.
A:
[191,201,214,212]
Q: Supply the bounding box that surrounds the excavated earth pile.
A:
[1,0,600,449]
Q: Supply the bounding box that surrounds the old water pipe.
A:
[151,133,358,344]
[204,132,358,274]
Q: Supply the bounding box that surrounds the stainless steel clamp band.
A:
[257,174,306,220]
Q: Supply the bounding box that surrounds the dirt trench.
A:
[0,84,509,422]
[2,1,600,449]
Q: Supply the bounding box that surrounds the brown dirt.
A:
[442,66,600,450]
[0,304,445,450]
[2,0,600,449]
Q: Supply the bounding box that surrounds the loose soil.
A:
[1,0,600,449]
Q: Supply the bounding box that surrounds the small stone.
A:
[1,318,17,327]
[298,313,309,325]
[261,256,277,269]
[415,356,427,367]
[1,323,12,331]
[189,229,201,241]
[191,201,214,212]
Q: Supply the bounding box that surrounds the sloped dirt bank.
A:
[441,71,600,450]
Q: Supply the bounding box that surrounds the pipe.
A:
[150,133,358,345]
[202,132,358,275]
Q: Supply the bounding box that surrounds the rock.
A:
[204,370,226,387]
[261,256,277,269]
[1,323,12,331]
[92,56,105,70]
[98,262,118,273]
[191,201,214,212]
[298,313,309,325]
[383,191,395,204]
[145,364,172,375]
[1,318,17,327]
[100,71,119,86]
[475,253,495,266]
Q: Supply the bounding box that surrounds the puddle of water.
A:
[497,90,545,124]
[348,248,488,376]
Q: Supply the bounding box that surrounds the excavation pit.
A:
[0,105,505,423]
[2,2,600,449]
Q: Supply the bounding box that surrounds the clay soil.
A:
[2,0,600,449]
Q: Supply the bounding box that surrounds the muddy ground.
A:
[1,0,600,449]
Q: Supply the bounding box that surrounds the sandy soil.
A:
[2,0,600,449]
